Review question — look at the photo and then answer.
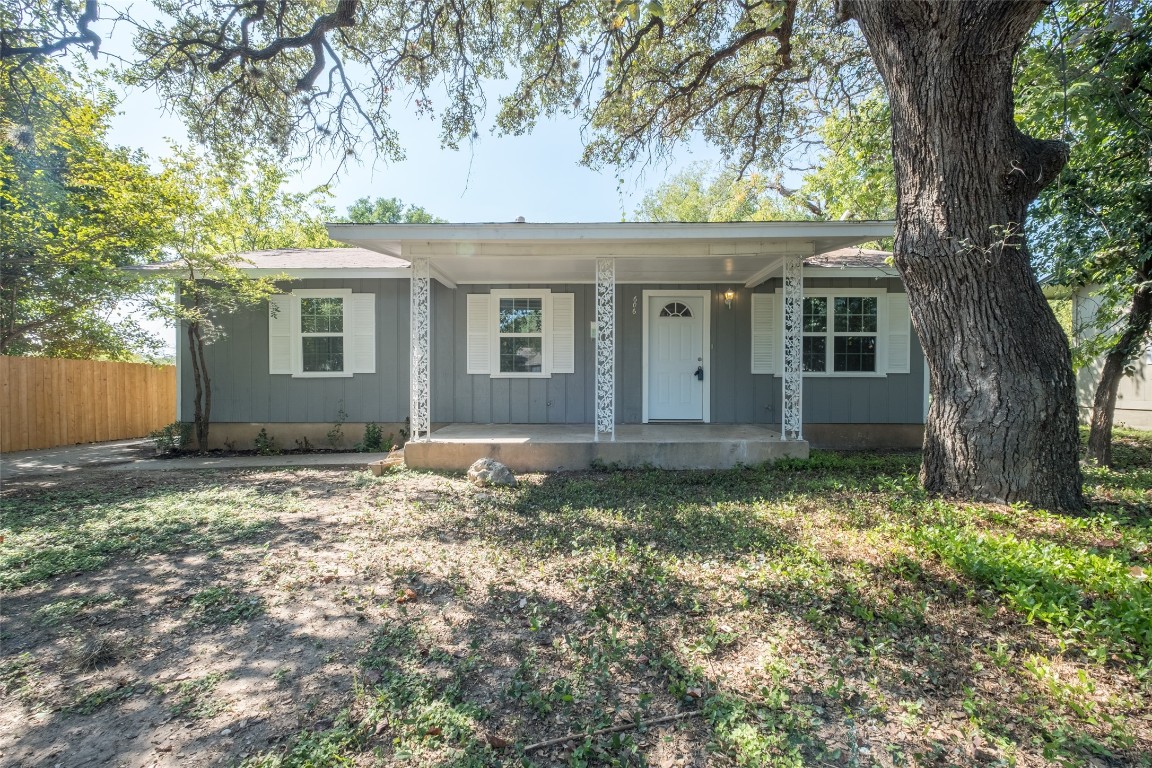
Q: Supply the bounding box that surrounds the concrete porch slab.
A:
[403,424,808,472]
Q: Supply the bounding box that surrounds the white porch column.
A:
[595,257,615,441]
[781,251,803,440]
[409,257,431,441]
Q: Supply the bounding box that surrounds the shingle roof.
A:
[807,247,892,269]
[140,247,408,271]
[223,247,409,270]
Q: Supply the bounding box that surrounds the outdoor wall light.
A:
[724,289,736,309]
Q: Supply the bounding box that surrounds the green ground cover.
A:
[1,431,1149,767]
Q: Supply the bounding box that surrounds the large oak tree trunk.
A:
[843,0,1083,511]
[1086,280,1152,466]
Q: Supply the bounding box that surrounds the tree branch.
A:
[0,0,102,61]
[522,711,700,754]
[202,0,357,92]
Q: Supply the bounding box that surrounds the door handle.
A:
[695,366,704,381]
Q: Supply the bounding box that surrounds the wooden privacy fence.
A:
[0,357,176,452]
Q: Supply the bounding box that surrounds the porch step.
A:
[404,430,808,472]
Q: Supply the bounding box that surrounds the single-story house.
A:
[1072,287,1152,429]
[163,221,929,470]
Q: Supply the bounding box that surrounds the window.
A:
[466,290,575,377]
[300,297,345,372]
[750,289,908,377]
[497,296,544,373]
[802,294,879,373]
[268,289,375,377]
[659,302,693,318]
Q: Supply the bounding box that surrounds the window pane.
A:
[833,336,876,372]
[803,297,827,332]
[302,336,344,372]
[803,336,826,372]
[834,296,878,333]
[499,337,543,373]
[659,302,693,318]
[498,298,543,334]
[300,297,344,333]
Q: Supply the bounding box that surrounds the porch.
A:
[403,423,807,472]
[325,221,897,471]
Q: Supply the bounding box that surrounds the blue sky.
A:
[107,77,725,224]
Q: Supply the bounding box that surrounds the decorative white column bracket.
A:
[594,257,615,441]
[409,257,431,441]
[781,251,803,440]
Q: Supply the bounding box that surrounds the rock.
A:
[467,458,517,487]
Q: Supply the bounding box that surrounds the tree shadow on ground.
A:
[3,461,1148,767]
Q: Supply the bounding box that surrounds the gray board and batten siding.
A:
[180,278,411,425]
[182,277,924,427]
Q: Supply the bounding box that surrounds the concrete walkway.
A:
[1,439,390,481]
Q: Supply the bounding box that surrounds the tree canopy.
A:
[341,197,445,224]
[1018,0,1151,464]
[634,163,812,222]
[0,62,176,358]
[635,91,894,225]
[115,0,875,174]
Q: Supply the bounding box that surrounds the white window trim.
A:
[490,288,552,379]
[292,288,353,378]
[774,288,887,378]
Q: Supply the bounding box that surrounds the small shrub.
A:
[149,422,192,454]
[74,634,120,671]
[253,428,280,455]
[327,404,348,448]
[359,422,384,452]
[295,436,313,452]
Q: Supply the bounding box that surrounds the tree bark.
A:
[194,322,212,451]
[1086,279,1152,466]
[187,321,212,452]
[842,0,1083,511]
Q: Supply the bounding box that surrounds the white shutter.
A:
[268,295,293,374]
[886,292,912,374]
[751,293,776,374]
[466,293,491,374]
[348,294,376,373]
[551,293,575,374]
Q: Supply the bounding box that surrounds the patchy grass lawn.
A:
[1,433,1150,768]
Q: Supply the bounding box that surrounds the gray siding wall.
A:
[443,278,923,425]
[188,276,924,426]
[179,278,410,424]
[750,278,926,426]
[442,285,595,424]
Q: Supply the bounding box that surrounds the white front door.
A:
[648,295,706,420]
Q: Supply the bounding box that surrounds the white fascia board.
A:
[327,220,895,244]
[130,267,410,279]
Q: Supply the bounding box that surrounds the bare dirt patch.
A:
[2,456,1150,767]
